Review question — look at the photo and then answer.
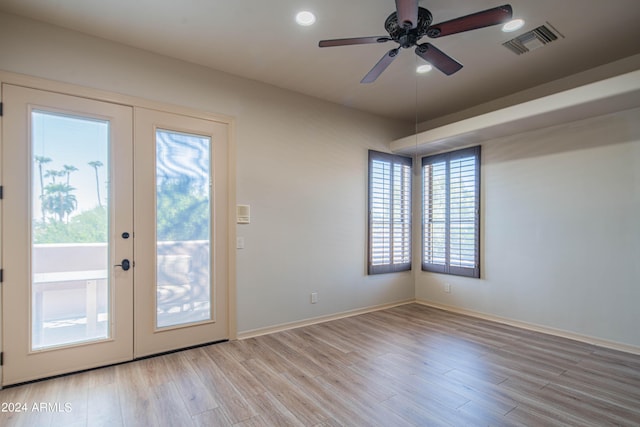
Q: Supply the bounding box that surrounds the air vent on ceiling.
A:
[503,23,562,55]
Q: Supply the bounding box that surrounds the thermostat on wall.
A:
[237,204,251,224]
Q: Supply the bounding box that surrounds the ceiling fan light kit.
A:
[319,1,513,83]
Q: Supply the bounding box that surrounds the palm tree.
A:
[44,169,65,184]
[88,161,104,208]
[63,164,78,185]
[42,183,77,222]
[34,156,52,221]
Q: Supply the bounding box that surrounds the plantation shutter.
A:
[368,150,412,275]
[422,146,480,278]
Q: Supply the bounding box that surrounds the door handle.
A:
[114,259,131,271]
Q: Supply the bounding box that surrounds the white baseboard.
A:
[238,298,640,356]
[237,299,415,340]
[415,298,640,356]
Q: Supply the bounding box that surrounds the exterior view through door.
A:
[1,83,230,386]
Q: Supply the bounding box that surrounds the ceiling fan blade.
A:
[395,0,419,29]
[415,43,463,75]
[427,4,513,38]
[361,48,400,83]
[319,36,391,48]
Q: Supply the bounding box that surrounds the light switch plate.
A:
[237,204,250,224]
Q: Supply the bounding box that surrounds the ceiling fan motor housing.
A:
[385,7,433,48]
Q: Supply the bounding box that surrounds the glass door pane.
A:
[31,111,110,350]
[133,107,227,358]
[155,129,212,328]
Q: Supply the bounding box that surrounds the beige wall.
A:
[2,11,638,349]
[416,106,640,348]
[0,12,414,334]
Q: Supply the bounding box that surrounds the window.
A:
[422,146,480,278]
[368,150,412,274]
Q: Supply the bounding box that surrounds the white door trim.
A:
[0,71,237,386]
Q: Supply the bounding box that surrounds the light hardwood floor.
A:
[1,303,640,426]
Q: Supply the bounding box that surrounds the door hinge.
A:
[0,102,3,116]
[0,185,3,199]
[0,352,3,366]
[0,269,3,283]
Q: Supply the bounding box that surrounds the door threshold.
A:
[2,339,229,389]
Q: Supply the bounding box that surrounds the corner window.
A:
[368,150,412,275]
[422,146,480,278]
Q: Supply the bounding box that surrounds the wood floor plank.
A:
[50,372,89,427]
[2,303,640,426]
[218,338,262,364]
[540,382,640,425]
[0,386,31,426]
[561,362,640,399]
[505,404,586,427]
[257,334,328,378]
[201,345,267,398]
[319,364,396,403]
[282,369,385,427]
[245,391,305,427]
[311,373,413,427]
[428,373,518,417]
[382,392,473,427]
[86,382,123,427]
[86,364,117,389]
[149,381,196,427]
[191,407,234,426]
[591,346,640,368]
[548,369,640,413]
[115,360,160,427]
[163,351,220,416]
[186,348,256,424]
[241,358,330,425]
[480,348,568,381]
[456,400,517,426]
[21,374,63,427]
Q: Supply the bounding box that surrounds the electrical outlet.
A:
[444,283,451,293]
[311,292,318,304]
[236,236,245,249]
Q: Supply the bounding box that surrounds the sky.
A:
[31,110,109,219]
[31,111,212,222]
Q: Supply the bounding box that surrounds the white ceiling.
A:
[1,0,639,122]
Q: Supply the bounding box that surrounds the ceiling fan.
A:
[318,0,513,83]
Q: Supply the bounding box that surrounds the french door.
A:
[133,107,229,358]
[1,84,229,385]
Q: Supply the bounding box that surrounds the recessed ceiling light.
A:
[502,19,525,32]
[416,64,433,74]
[296,11,316,26]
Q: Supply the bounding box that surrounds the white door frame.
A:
[0,71,237,386]
[1,83,135,385]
